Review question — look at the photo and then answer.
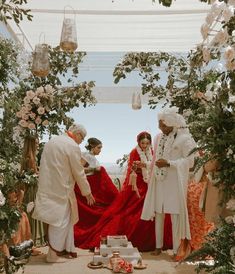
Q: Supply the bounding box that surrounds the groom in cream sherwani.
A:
[141,107,196,258]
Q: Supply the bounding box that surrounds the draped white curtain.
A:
[8,0,209,52]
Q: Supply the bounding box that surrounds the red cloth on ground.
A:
[74,148,172,252]
[74,166,119,230]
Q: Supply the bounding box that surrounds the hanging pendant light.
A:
[132,91,142,110]
[31,33,50,77]
[60,6,78,52]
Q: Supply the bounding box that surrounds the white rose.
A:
[211,1,226,16]
[228,0,235,7]
[215,63,224,72]
[205,13,215,25]
[26,202,34,213]
[226,199,235,210]
[214,81,221,90]
[229,95,235,103]
[202,47,211,63]
[206,83,213,91]
[204,90,214,101]
[201,23,210,40]
[224,46,235,61]
[225,215,234,224]
[223,6,234,22]
[0,190,6,206]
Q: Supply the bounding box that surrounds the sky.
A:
[68,52,164,164]
[69,103,161,164]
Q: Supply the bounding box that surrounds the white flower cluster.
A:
[17,85,55,130]
[200,1,235,64]
[0,190,6,206]
[204,81,221,101]
[225,199,235,227]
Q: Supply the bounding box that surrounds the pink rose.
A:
[19,120,28,128]
[37,107,45,115]
[42,120,49,126]
[35,117,42,125]
[28,123,36,129]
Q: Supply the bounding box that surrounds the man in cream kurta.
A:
[141,107,196,256]
[33,124,95,263]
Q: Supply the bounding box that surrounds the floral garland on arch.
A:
[15,82,96,137]
[17,85,54,132]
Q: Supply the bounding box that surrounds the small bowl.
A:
[87,261,104,269]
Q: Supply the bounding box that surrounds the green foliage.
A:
[0,0,33,24]
[116,154,129,167]
[0,159,22,245]
[186,219,235,273]
[0,37,96,274]
[0,38,20,90]
[113,10,235,272]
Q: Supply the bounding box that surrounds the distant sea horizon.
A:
[100,162,126,176]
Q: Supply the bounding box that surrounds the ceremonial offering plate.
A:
[87,261,104,269]
[134,263,147,270]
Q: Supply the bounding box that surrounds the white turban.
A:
[158,106,187,128]
[68,124,87,138]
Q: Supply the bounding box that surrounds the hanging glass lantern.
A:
[132,91,142,110]
[31,43,50,78]
[60,6,78,52]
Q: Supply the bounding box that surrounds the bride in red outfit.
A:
[74,132,172,252]
[74,138,119,232]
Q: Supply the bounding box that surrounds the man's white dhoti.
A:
[48,202,75,253]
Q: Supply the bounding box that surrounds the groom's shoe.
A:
[46,248,68,263]
[151,248,162,256]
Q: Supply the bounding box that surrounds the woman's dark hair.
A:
[136,131,151,144]
[85,138,102,151]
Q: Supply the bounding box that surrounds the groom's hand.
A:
[155,159,170,168]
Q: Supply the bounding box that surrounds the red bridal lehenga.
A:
[74,166,119,231]
[74,147,173,252]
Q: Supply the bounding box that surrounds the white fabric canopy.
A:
[8,0,210,52]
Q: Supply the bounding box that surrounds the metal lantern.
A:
[60,7,78,52]
[132,91,142,110]
[31,43,50,77]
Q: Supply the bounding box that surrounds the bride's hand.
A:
[86,194,95,206]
